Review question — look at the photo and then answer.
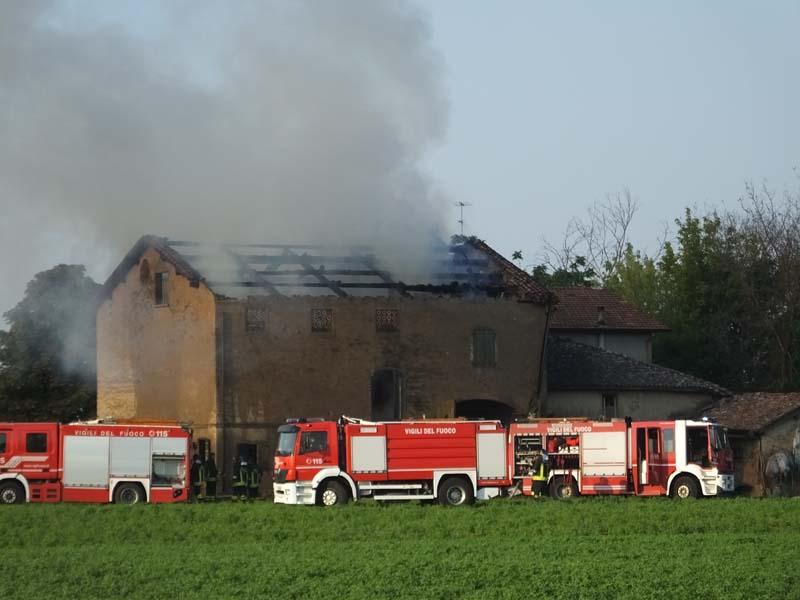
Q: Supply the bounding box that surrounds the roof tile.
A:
[549,287,668,332]
[547,337,730,397]
[702,392,800,432]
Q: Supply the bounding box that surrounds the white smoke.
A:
[0,0,449,315]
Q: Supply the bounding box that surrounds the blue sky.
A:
[424,1,800,263]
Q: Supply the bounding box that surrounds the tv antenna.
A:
[453,201,472,236]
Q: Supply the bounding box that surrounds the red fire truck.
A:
[273,416,734,506]
[0,420,192,505]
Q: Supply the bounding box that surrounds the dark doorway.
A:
[237,443,258,465]
[371,369,403,421]
[455,399,514,426]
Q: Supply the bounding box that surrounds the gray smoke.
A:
[0,0,449,316]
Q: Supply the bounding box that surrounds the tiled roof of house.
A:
[702,392,800,432]
[101,235,553,304]
[549,287,669,332]
[547,337,730,397]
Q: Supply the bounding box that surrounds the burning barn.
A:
[96,235,553,490]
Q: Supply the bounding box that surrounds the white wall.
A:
[544,390,712,420]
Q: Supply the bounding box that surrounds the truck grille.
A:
[274,469,288,483]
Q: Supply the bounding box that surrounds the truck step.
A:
[374,494,435,501]
[359,483,424,491]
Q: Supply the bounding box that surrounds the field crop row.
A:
[3,497,800,599]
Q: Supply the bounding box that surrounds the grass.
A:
[3,497,800,599]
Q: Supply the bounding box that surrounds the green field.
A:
[3,497,800,599]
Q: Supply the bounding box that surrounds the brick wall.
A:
[96,248,220,448]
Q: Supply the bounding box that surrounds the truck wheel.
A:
[437,477,474,506]
[550,477,579,500]
[0,481,25,504]
[318,480,348,506]
[114,482,145,505]
[670,476,699,499]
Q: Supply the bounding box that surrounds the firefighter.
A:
[190,454,205,500]
[232,456,249,499]
[532,451,549,497]
[204,453,218,498]
[247,459,261,499]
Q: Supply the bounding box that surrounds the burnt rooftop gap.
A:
[166,239,507,299]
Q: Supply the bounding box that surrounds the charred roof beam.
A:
[284,249,348,298]
[224,249,282,296]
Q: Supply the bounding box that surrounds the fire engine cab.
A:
[273,416,733,506]
[0,421,192,504]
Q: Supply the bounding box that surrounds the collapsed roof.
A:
[102,235,553,303]
[547,337,730,397]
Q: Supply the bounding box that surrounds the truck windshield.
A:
[276,431,298,456]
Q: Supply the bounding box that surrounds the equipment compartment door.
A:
[477,432,506,480]
[63,436,111,488]
[110,437,151,478]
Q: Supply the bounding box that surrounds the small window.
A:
[246,307,267,331]
[300,431,329,454]
[376,309,399,332]
[0,433,6,453]
[26,433,48,453]
[647,428,659,455]
[602,394,617,418]
[472,328,496,367]
[663,429,675,454]
[311,308,333,332]
[155,272,169,305]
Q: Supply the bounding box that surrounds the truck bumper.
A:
[273,482,315,505]
[717,474,735,494]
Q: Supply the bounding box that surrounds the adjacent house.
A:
[543,287,729,419]
[544,337,730,419]
[97,235,553,488]
[548,287,669,363]
[704,393,800,496]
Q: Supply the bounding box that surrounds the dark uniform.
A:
[232,457,249,499]
[190,454,205,500]
[247,461,261,499]
[205,453,218,497]
[532,452,549,497]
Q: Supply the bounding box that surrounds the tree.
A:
[0,265,100,421]
[540,189,639,286]
[531,256,596,288]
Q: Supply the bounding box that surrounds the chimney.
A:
[596,305,606,326]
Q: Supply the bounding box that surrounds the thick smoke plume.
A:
[0,1,448,315]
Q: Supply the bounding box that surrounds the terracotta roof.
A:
[549,287,668,332]
[702,393,800,432]
[547,337,730,397]
[101,235,552,304]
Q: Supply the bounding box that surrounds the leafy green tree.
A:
[531,256,596,288]
[0,265,100,421]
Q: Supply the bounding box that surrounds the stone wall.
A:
[96,248,220,448]
[216,294,548,480]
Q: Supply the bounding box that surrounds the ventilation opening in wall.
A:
[371,369,403,421]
